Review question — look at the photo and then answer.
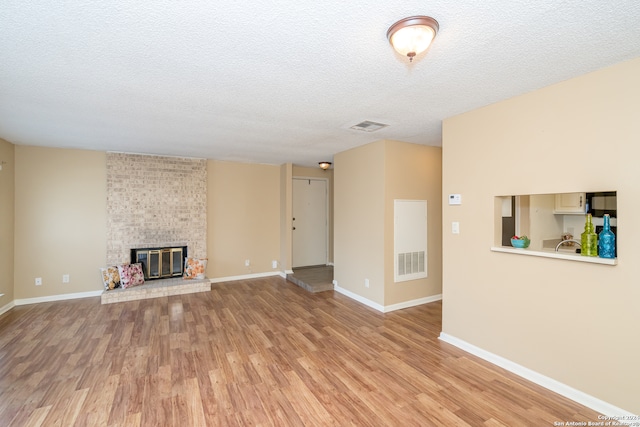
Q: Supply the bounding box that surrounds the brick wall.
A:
[106,153,207,265]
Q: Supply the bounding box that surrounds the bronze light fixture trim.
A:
[387,16,439,62]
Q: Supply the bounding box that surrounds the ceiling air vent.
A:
[350,121,389,132]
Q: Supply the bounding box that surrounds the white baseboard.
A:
[334,285,385,312]
[279,270,295,278]
[334,286,442,313]
[438,332,636,420]
[0,300,15,316]
[14,290,103,306]
[383,294,442,313]
[210,271,281,283]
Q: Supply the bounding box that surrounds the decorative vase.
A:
[581,213,598,257]
[598,214,616,258]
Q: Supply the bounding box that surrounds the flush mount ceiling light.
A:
[318,162,332,170]
[387,16,439,62]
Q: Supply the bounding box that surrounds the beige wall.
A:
[207,160,281,278]
[0,139,15,304]
[442,57,640,413]
[6,147,283,300]
[335,140,442,308]
[293,165,334,263]
[384,142,442,306]
[280,163,293,272]
[334,141,386,304]
[14,146,107,298]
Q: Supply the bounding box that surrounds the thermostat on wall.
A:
[449,194,462,205]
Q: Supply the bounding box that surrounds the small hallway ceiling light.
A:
[318,162,332,170]
[387,16,439,62]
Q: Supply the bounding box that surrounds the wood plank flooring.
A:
[0,276,601,426]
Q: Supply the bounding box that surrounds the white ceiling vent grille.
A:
[350,121,389,132]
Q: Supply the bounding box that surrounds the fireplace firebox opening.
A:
[131,246,187,280]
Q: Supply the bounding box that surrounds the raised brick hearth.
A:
[101,277,211,304]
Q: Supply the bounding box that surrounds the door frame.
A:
[292,176,330,267]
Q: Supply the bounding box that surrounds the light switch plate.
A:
[452,222,460,234]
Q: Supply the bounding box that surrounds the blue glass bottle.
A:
[598,214,616,258]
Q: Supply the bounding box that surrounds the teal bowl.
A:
[511,238,530,248]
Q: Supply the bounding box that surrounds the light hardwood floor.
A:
[0,276,600,426]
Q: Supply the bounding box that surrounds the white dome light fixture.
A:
[318,161,332,170]
[387,16,439,62]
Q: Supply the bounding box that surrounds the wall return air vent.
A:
[394,200,428,283]
[350,121,389,132]
[397,251,426,277]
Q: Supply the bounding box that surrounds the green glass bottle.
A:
[581,213,598,257]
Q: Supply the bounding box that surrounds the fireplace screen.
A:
[131,246,187,280]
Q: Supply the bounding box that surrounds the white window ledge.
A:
[490,246,617,265]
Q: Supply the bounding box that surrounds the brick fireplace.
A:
[106,153,207,267]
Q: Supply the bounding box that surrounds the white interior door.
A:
[293,178,328,268]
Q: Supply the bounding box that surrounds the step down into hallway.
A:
[286,265,334,293]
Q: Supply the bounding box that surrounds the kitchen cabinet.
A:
[554,192,586,214]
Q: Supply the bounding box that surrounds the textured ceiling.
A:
[1,1,639,167]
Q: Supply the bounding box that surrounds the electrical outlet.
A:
[245,259,250,267]
[272,260,278,269]
[364,278,370,288]
[35,277,42,286]
[62,274,70,283]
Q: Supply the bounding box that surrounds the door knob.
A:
[293,227,296,230]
